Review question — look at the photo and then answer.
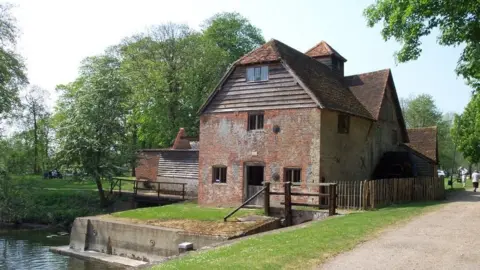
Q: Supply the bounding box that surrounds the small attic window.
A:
[247,66,268,82]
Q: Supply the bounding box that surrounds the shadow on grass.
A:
[373,200,442,210]
[372,188,480,211]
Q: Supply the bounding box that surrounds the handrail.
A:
[110,177,187,200]
[223,186,267,222]
[264,181,337,187]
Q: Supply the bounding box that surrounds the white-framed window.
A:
[285,168,301,183]
[212,166,227,183]
[246,66,268,82]
[248,112,264,130]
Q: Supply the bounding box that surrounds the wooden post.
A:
[264,182,270,216]
[329,184,337,216]
[284,182,292,227]
[318,184,322,210]
[157,182,160,200]
[182,184,185,200]
[320,177,327,206]
[119,179,122,196]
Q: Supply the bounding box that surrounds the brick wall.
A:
[198,108,321,207]
[135,151,160,181]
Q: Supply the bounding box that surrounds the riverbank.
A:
[0,175,134,229]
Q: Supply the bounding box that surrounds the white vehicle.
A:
[437,170,446,177]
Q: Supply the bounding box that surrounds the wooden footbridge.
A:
[109,177,188,206]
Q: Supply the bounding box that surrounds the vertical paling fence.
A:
[362,176,445,209]
[331,176,445,210]
[330,179,364,209]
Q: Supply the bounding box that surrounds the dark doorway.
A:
[247,166,264,186]
[246,165,264,206]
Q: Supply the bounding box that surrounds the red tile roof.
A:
[405,127,438,162]
[238,40,281,65]
[305,41,347,62]
[344,69,390,119]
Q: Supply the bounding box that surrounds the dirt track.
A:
[319,190,480,270]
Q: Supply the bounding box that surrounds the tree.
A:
[364,0,480,91]
[19,86,49,173]
[202,12,265,63]
[402,94,442,128]
[0,3,28,115]
[55,54,132,206]
[119,23,228,147]
[402,94,455,170]
[452,94,480,164]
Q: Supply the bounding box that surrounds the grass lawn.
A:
[444,176,467,192]
[11,174,135,191]
[112,202,263,221]
[153,201,441,270]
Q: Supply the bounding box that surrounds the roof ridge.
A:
[305,40,346,61]
[345,68,390,78]
[305,40,331,55]
[236,38,278,64]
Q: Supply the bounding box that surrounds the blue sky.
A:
[10,0,471,113]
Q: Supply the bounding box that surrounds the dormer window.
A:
[247,66,268,82]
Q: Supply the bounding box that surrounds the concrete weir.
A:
[51,216,280,268]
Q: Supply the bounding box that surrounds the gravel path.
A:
[319,191,480,270]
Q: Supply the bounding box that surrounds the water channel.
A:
[0,229,119,270]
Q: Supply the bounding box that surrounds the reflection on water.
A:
[0,229,120,270]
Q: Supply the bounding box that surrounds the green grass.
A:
[112,202,263,221]
[152,201,441,270]
[444,176,467,192]
[11,174,135,191]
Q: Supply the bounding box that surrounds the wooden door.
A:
[246,165,264,206]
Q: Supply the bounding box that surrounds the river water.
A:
[0,229,118,270]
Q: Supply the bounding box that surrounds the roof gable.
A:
[345,69,389,119]
[404,127,438,163]
[305,41,347,62]
[345,69,409,141]
[199,39,372,119]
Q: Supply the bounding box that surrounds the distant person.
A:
[472,170,479,192]
[461,167,468,187]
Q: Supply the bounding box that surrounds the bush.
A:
[0,172,29,223]
[21,190,105,227]
[0,175,105,227]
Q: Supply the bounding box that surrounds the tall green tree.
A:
[19,86,49,173]
[402,94,442,128]
[202,12,265,63]
[119,23,228,147]
[452,94,480,164]
[364,0,480,91]
[402,94,455,169]
[0,3,28,115]
[55,54,131,206]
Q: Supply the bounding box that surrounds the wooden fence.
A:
[331,176,445,210]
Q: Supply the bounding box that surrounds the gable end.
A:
[201,62,318,114]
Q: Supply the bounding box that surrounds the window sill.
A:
[246,80,269,83]
[247,129,265,133]
[213,182,228,185]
